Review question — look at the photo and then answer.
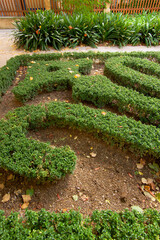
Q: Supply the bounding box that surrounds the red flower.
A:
[36,29,40,35]
[84,33,87,37]
[68,25,73,30]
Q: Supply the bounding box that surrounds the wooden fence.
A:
[110,0,160,13]
[0,0,160,16]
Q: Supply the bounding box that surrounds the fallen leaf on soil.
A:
[81,194,89,202]
[62,209,68,212]
[131,205,143,213]
[105,199,110,204]
[0,183,4,190]
[2,193,10,203]
[143,191,155,201]
[155,193,160,202]
[138,171,143,175]
[47,97,51,100]
[150,182,156,191]
[74,136,77,140]
[21,203,29,209]
[136,163,144,169]
[22,195,31,203]
[57,193,60,199]
[144,185,151,192]
[72,195,78,201]
[90,152,97,158]
[14,189,22,196]
[128,173,133,178]
[141,178,148,184]
[7,174,14,181]
[95,167,100,171]
[140,158,146,165]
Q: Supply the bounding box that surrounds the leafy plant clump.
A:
[0,208,159,239]
[13,10,160,51]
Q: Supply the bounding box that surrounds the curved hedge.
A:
[1,51,160,100]
[104,56,160,98]
[4,101,160,161]
[0,107,76,181]
[0,208,159,239]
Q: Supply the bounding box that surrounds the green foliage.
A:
[72,75,160,127]
[61,0,107,14]
[13,11,160,51]
[104,56,160,98]
[12,57,160,127]
[0,209,159,239]
[4,101,160,161]
[0,111,76,181]
[12,58,93,102]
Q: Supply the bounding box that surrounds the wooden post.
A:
[104,1,110,13]
[44,0,51,10]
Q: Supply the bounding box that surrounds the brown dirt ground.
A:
[0,62,160,217]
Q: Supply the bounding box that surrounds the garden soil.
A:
[0,63,160,217]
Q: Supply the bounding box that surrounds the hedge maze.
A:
[0,51,160,237]
[0,52,160,181]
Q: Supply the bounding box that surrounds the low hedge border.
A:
[104,56,160,98]
[0,51,160,101]
[0,208,159,239]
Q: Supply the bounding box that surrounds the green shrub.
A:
[13,11,160,51]
[72,75,160,126]
[104,56,160,98]
[5,101,160,160]
[0,108,77,181]
[12,57,160,126]
[12,58,93,102]
[0,209,159,239]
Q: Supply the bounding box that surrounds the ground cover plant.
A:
[13,10,160,51]
[0,51,160,238]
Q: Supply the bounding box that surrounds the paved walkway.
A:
[0,29,160,68]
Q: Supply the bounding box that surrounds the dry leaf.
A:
[81,194,89,202]
[2,193,10,203]
[7,174,14,181]
[140,158,146,165]
[0,183,4,190]
[14,189,22,196]
[22,195,31,203]
[21,203,29,209]
[90,152,97,158]
[141,178,148,184]
[72,195,78,201]
[136,163,144,169]
[144,185,151,192]
[95,167,100,171]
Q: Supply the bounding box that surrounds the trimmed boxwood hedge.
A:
[11,56,160,126]
[104,56,160,98]
[72,75,160,127]
[0,208,159,239]
[12,58,93,102]
[0,106,77,181]
[1,51,160,100]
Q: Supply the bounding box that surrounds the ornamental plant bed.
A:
[0,52,160,237]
